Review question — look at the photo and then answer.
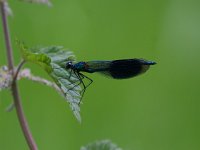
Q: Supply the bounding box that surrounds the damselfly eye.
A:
[66,61,73,69]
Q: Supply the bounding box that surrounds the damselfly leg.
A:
[68,70,93,104]
[77,72,93,103]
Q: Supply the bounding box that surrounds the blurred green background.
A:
[0,0,200,149]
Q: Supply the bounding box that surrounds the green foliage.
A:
[18,41,82,122]
[80,140,122,150]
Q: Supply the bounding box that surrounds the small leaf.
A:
[18,41,82,122]
[18,41,52,72]
[80,140,123,150]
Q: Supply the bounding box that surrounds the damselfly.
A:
[66,59,156,102]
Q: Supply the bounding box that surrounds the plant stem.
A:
[0,2,38,150]
[0,1,13,70]
[13,59,26,81]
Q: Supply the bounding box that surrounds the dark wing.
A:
[108,59,156,79]
[85,59,156,79]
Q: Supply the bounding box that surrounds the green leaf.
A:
[80,140,123,150]
[18,41,82,122]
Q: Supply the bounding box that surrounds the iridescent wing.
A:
[92,59,156,79]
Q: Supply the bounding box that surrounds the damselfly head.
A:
[66,61,73,69]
